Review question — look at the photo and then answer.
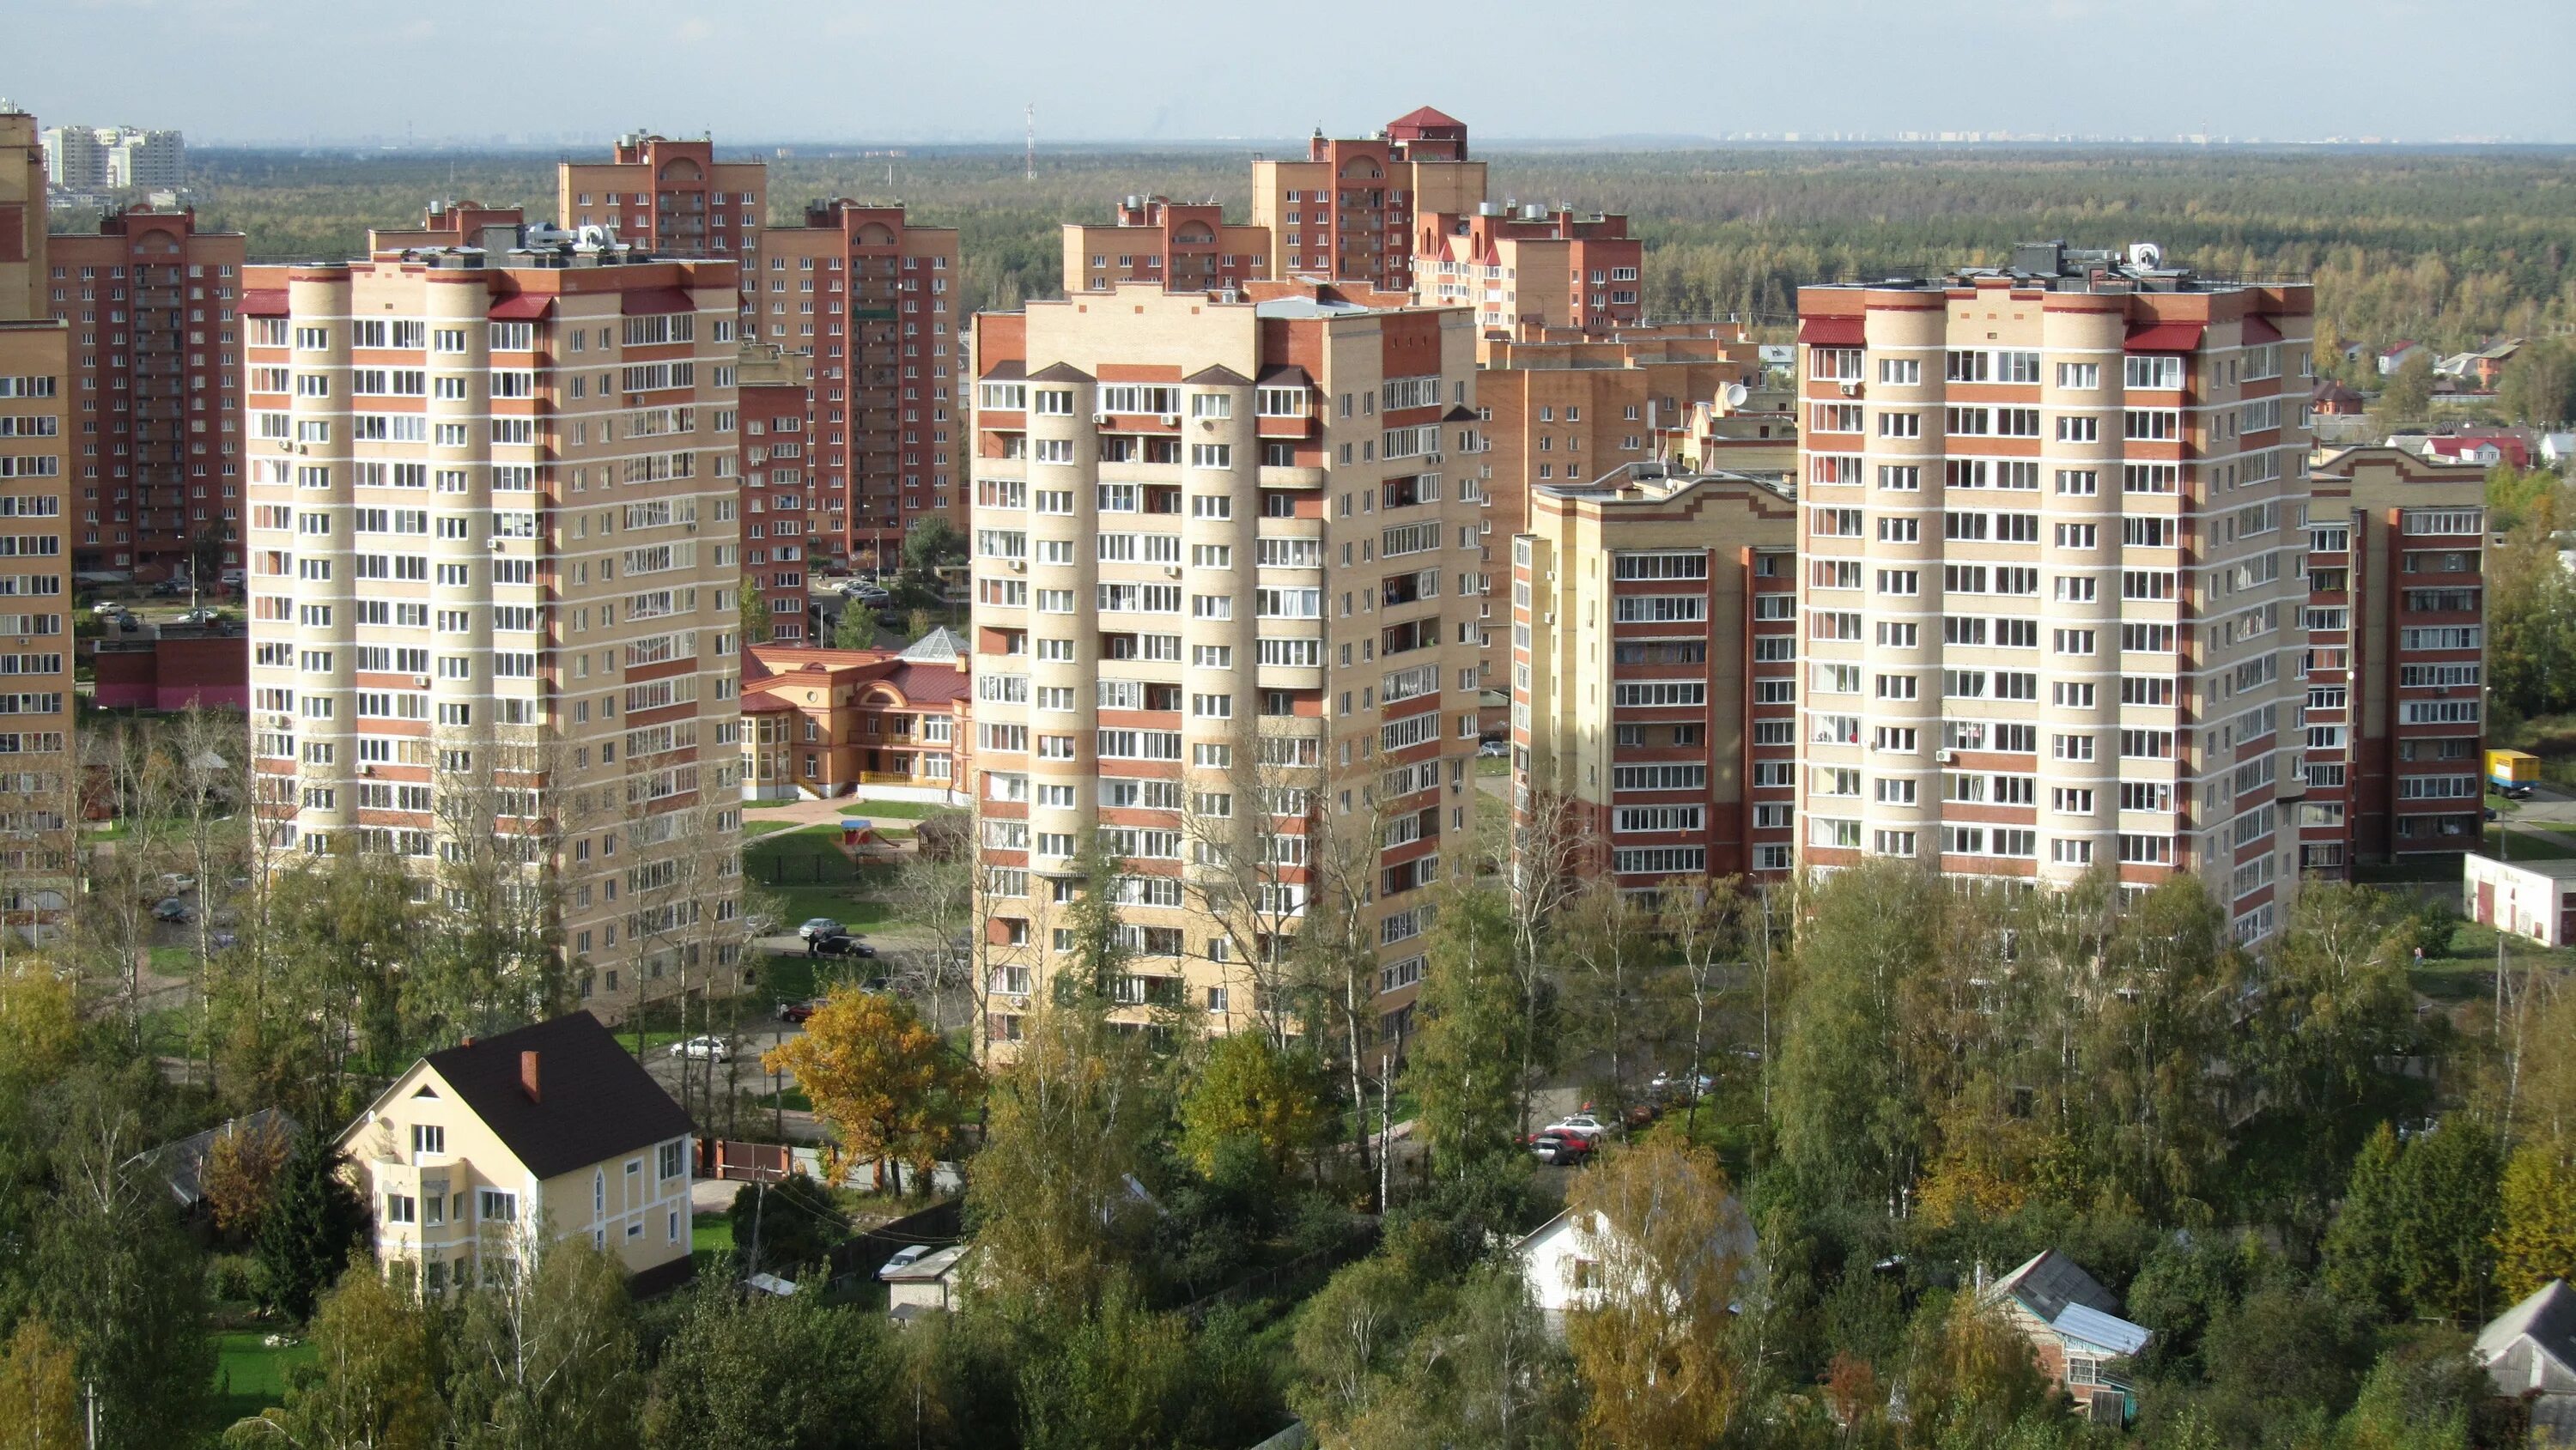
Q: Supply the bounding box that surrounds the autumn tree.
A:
[202,1113,293,1237]
[965,1004,1157,1308]
[446,1235,642,1450]
[1899,1292,2067,1448]
[1558,877,1663,1117]
[2494,1142,2576,1302]
[228,1259,445,1450]
[763,986,978,1193]
[0,1320,79,1450]
[1564,1133,1753,1448]
[1403,883,1527,1181]
[1177,1030,1328,1185]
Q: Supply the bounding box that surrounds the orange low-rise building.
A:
[740,632,968,803]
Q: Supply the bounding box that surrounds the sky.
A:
[8,0,2573,146]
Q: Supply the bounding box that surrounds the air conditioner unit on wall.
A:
[1838,381,1862,397]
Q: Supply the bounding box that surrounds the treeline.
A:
[177,144,2576,350]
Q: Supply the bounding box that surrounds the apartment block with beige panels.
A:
[241,235,746,1014]
[559,133,765,303]
[968,283,1487,1051]
[755,201,964,570]
[1795,244,2314,945]
[341,1013,697,1297]
[1511,464,1799,892]
[2299,445,2487,874]
[1254,107,1485,292]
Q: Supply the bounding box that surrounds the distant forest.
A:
[167,145,2576,352]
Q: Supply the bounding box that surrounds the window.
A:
[410,1125,445,1156]
[478,1190,518,1222]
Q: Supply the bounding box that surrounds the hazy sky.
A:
[9,0,2573,144]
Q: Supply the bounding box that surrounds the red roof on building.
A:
[885,662,967,707]
[619,287,698,316]
[488,294,555,321]
[1796,316,1864,347]
[238,289,288,317]
[1388,106,1465,130]
[2124,322,2204,353]
[2241,315,2282,343]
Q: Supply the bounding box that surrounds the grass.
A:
[744,817,805,839]
[2484,824,2576,862]
[214,1329,314,1426]
[1475,755,1510,778]
[746,825,905,931]
[690,1212,738,1280]
[833,798,948,819]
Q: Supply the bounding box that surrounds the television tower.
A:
[1024,102,1035,181]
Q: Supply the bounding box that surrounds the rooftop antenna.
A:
[1024,102,1035,183]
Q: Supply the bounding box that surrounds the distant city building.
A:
[241,234,747,1014]
[43,126,184,192]
[1795,242,2315,945]
[1511,464,1799,889]
[46,204,246,578]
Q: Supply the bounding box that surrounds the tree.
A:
[641,1283,898,1450]
[0,1320,80,1450]
[1336,1265,1578,1450]
[1558,878,1662,1118]
[901,516,966,583]
[739,585,776,646]
[2495,1142,2576,1303]
[2499,337,2576,428]
[831,604,877,651]
[1290,1254,1431,1440]
[202,1113,292,1238]
[1564,1134,1753,1448]
[256,1124,371,1322]
[1177,1030,1328,1185]
[966,1004,1157,1308]
[446,1236,641,1450]
[763,986,977,1192]
[2378,351,2435,428]
[1899,1292,2067,1449]
[1656,874,1747,1133]
[2323,1123,2406,1314]
[229,1259,444,1450]
[726,1171,846,1277]
[1403,883,1527,1181]
[1774,860,1942,1216]
[2324,1119,2504,1323]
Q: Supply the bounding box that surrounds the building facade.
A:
[755,201,963,570]
[45,205,246,579]
[558,133,765,310]
[369,199,527,255]
[1253,108,1486,292]
[737,343,814,640]
[241,235,746,1013]
[967,282,1485,1050]
[740,633,967,801]
[0,319,76,934]
[1511,464,1798,892]
[1063,196,1271,296]
[1414,204,1644,337]
[1,111,44,315]
[2299,444,2487,872]
[1794,245,2314,945]
[43,126,183,193]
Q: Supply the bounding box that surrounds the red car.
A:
[775,998,825,1024]
[1528,1131,1596,1167]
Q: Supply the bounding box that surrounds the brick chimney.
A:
[519,1050,541,1103]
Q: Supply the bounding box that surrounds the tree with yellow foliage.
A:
[763,987,978,1193]
[1564,1132,1751,1449]
[2494,1142,2576,1303]
[0,1320,79,1450]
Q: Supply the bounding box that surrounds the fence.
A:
[700,1138,793,1182]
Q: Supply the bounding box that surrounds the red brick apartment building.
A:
[1063,196,1273,295]
[1414,204,1644,337]
[1511,464,1800,889]
[1253,107,1488,292]
[756,201,965,570]
[44,205,246,579]
[2298,444,2488,873]
[738,344,815,640]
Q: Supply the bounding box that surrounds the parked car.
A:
[1529,1131,1595,1167]
[797,917,845,940]
[814,934,878,959]
[117,615,140,634]
[173,607,221,626]
[883,1244,933,1273]
[775,998,826,1024]
[1649,1070,1716,1099]
[2506,784,2538,801]
[152,897,191,923]
[1540,1113,1612,1140]
[156,872,197,897]
[150,579,187,597]
[668,1034,732,1062]
[1477,740,1509,759]
[89,600,129,617]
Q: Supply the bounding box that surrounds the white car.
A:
[667,1034,732,1062]
[1540,1113,1612,1140]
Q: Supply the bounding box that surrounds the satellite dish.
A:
[1722,382,1749,408]
[2128,242,2164,270]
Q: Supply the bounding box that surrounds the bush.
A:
[2411,899,2463,958]
[206,1252,266,1306]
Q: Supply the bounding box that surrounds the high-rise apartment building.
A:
[241,236,747,1012]
[2299,444,2488,874]
[559,133,765,303]
[967,282,1485,1050]
[1795,244,2313,945]
[44,205,246,579]
[1254,108,1485,292]
[1464,325,1768,693]
[43,127,184,192]
[1413,204,1643,336]
[0,319,76,934]
[738,343,813,640]
[755,201,963,569]
[1511,464,1798,890]
[369,199,527,254]
[1063,196,1271,295]
[2,111,48,325]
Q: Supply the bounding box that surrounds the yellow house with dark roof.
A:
[338,1013,697,1296]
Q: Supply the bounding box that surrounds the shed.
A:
[2463,855,2576,949]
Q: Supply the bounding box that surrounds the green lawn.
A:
[215,1329,314,1426]
[744,817,805,839]
[691,1213,737,1280]
[833,798,948,819]
[746,826,902,931]
[2485,824,2576,862]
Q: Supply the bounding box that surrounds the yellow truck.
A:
[2489,749,2542,796]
